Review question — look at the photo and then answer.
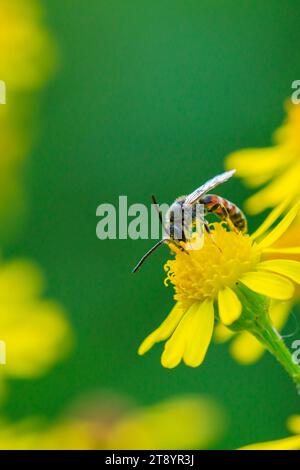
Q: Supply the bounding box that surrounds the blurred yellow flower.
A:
[0,395,225,450]
[139,203,300,369]
[240,415,300,450]
[0,0,56,91]
[0,419,94,450]
[0,0,56,234]
[106,395,224,450]
[226,102,300,214]
[0,259,72,387]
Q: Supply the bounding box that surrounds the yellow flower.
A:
[0,395,225,450]
[0,0,56,232]
[240,415,300,450]
[138,202,300,369]
[0,418,94,450]
[223,100,300,364]
[105,395,225,450]
[0,0,56,91]
[0,259,72,387]
[225,102,300,214]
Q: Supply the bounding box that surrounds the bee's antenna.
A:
[132,240,165,273]
[151,194,169,238]
[151,195,163,225]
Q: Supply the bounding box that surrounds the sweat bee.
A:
[132,169,247,273]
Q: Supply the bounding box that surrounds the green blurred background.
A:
[4,0,300,448]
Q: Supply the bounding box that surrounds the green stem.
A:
[251,315,300,389]
[229,284,300,390]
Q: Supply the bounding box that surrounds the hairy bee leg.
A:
[220,204,239,233]
[167,239,189,255]
[174,241,189,255]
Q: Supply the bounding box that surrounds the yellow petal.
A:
[183,300,214,367]
[218,287,242,326]
[240,435,300,450]
[269,299,292,331]
[240,271,294,300]
[230,331,265,364]
[3,302,72,378]
[263,247,300,255]
[251,198,292,241]
[138,303,186,356]
[257,203,300,249]
[243,172,279,187]
[225,147,287,183]
[214,323,235,343]
[287,415,300,434]
[0,260,45,302]
[258,259,300,284]
[245,164,300,215]
[161,304,198,368]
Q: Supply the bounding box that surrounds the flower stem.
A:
[251,315,300,389]
[230,284,300,390]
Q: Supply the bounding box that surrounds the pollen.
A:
[164,224,259,303]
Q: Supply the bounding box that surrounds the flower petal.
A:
[183,300,214,367]
[245,163,300,215]
[161,303,198,368]
[262,247,300,255]
[240,435,300,451]
[214,324,235,343]
[257,203,300,249]
[240,271,295,300]
[138,303,186,356]
[269,299,292,331]
[287,415,300,434]
[218,287,242,326]
[225,147,287,183]
[251,198,292,241]
[258,259,300,284]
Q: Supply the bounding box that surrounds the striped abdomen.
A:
[200,194,248,233]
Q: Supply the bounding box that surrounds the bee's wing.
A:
[184,169,236,206]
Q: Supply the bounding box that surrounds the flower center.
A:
[164,223,260,303]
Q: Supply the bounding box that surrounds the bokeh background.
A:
[2,0,300,449]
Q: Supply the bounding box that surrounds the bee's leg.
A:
[166,239,189,255]
[218,203,238,233]
[175,241,189,255]
[209,201,238,233]
[201,195,239,233]
[203,220,222,252]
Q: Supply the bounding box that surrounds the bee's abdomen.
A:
[200,194,248,233]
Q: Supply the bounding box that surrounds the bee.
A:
[132,169,247,273]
